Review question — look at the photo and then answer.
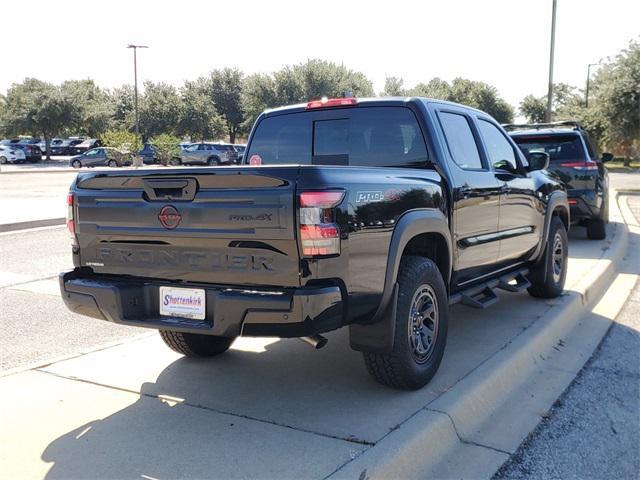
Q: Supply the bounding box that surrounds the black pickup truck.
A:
[60,97,569,390]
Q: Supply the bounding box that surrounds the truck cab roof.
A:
[262,97,488,117]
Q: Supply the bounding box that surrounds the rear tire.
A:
[363,256,448,390]
[159,330,235,357]
[527,216,568,298]
[0,156,7,165]
[169,157,181,166]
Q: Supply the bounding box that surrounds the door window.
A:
[477,120,519,173]
[438,112,483,170]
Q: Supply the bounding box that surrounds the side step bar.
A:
[449,268,530,309]
[497,271,531,293]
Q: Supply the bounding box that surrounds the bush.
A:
[100,130,141,153]
[150,134,181,166]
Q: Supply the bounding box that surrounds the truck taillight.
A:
[299,190,344,257]
[67,193,77,245]
[559,161,598,171]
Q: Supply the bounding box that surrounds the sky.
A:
[2,0,638,114]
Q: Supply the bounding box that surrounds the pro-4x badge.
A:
[158,205,181,229]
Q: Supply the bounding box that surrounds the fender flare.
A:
[532,190,570,264]
[349,209,452,354]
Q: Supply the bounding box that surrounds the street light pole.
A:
[127,44,148,141]
[545,0,557,123]
[585,62,601,108]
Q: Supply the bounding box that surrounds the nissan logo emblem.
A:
[158,205,181,229]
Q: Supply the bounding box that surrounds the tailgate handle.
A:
[143,178,197,201]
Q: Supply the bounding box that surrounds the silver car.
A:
[172,143,239,166]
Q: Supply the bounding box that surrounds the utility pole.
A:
[585,62,602,108]
[545,0,557,123]
[127,44,148,140]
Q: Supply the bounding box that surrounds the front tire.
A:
[0,156,7,165]
[363,256,448,390]
[207,157,220,166]
[71,160,81,169]
[159,330,235,357]
[107,160,118,168]
[527,216,568,298]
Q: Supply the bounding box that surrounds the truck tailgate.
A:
[73,167,301,287]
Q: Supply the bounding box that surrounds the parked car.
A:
[51,138,83,156]
[232,143,247,161]
[138,143,158,164]
[70,138,101,155]
[0,145,26,164]
[18,137,41,145]
[505,121,609,240]
[171,142,239,166]
[69,147,133,168]
[2,139,43,162]
[60,97,569,390]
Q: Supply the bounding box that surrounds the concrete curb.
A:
[331,190,634,479]
[0,217,66,233]
[0,168,76,174]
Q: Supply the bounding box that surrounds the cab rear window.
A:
[246,107,428,168]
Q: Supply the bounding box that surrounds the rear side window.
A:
[511,134,586,162]
[438,112,483,169]
[246,107,428,168]
[477,120,519,173]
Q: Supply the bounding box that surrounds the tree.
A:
[61,79,112,138]
[150,133,181,166]
[381,76,406,96]
[101,129,141,153]
[138,81,181,139]
[296,59,374,100]
[409,78,452,100]
[207,68,245,143]
[588,40,639,154]
[240,60,375,128]
[519,95,546,123]
[108,85,136,131]
[407,77,514,123]
[178,79,225,141]
[241,74,277,132]
[0,79,74,159]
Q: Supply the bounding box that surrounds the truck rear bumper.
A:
[59,270,343,338]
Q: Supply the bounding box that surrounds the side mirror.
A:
[601,152,614,163]
[528,151,550,171]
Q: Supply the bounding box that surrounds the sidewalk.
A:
[0,193,635,479]
[495,194,640,479]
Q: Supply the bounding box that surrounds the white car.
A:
[0,145,26,164]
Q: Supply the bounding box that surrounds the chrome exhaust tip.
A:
[298,335,328,349]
